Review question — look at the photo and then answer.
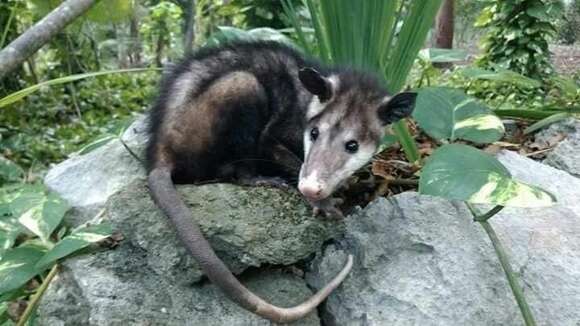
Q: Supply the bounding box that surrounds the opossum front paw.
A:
[239,176,290,190]
[311,197,344,220]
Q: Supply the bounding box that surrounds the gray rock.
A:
[544,129,580,178]
[38,256,320,326]
[533,118,580,150]
[308,150,580,326]
[106,179,342,283]
[38,179,341,325]
[44,115,148,224]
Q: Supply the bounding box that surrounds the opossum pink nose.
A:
[299,181,323,200]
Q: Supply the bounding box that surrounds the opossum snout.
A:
[298,175,327,200]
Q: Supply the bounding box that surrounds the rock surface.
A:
[38,179,342,325]
[39,260,320,326]
[532,118,580,151]
[307,150,580,326]
[544,125,580,178]
[44,115,148,223]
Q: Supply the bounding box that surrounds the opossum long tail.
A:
[148,166,353,323]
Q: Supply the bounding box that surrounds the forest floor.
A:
[551,44,580,75]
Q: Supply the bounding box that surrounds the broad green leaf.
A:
[413,87,505,144]
[460,67,541,88]
[35,223,113,268]
[0,157,23,185]
[524,113,572,135]
[526,2,563,22]
[10,191,69,242]
[0,68,159,108]
[0,246,46,295]
[420,144,556,207]
[0,216,22,256]
[419,48,467,63]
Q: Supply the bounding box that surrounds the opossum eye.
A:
[310,127,319,141]
[345,140,359,153]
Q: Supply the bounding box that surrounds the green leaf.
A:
[205,26,296,48]
[0,246,46,295]
[524,113,572,135]
[0,68,159,109]
[419,48,468,63]
[77,134,117,155]
[86,0,134,23]
[0,156,23,185]
[0,216,22,257]
[419,144,556,207]
[549,76,579,97]
[494,109,553,120]
[413,87,505,144]
[460,67,541,88]
[526,2,563,21]
[10,191,69,242]
[35,223,112,268]
[0,302,8,324]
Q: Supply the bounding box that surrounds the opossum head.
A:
[297,67,416,201]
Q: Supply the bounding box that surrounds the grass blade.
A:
[0,68,160,108]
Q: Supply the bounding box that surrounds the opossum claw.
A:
[310,197,344,220]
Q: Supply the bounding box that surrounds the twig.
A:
[16,264,59,326]
[524,147,554,157]
[119,137,145,167]
[388,178,419,186]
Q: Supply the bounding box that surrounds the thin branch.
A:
[16,264,59,326]
[0,0,97,79]
[388,178,419,186]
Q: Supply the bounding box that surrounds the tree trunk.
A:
[434,0,454,69]
[183,0,196,55]
[155,34,165,67]
[115,23,129,69]
[129,14,142,66]
[0,0,97,79]
[435,0,454,49]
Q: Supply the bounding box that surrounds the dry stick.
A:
[16,264,59,326]
[388,178,419,186]
[0,0,97,79]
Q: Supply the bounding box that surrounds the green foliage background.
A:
[476,0,564,79]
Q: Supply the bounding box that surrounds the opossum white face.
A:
[297,68,417,201]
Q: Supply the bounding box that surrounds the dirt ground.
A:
[551,44,580,75]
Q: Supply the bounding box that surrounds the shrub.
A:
[476,0,564,79]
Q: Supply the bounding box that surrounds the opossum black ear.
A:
[377,92,417,125]
[299,68,332,102]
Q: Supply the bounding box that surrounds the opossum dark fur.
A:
[146,41,416,323]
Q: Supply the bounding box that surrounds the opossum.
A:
[146,41,416,323]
